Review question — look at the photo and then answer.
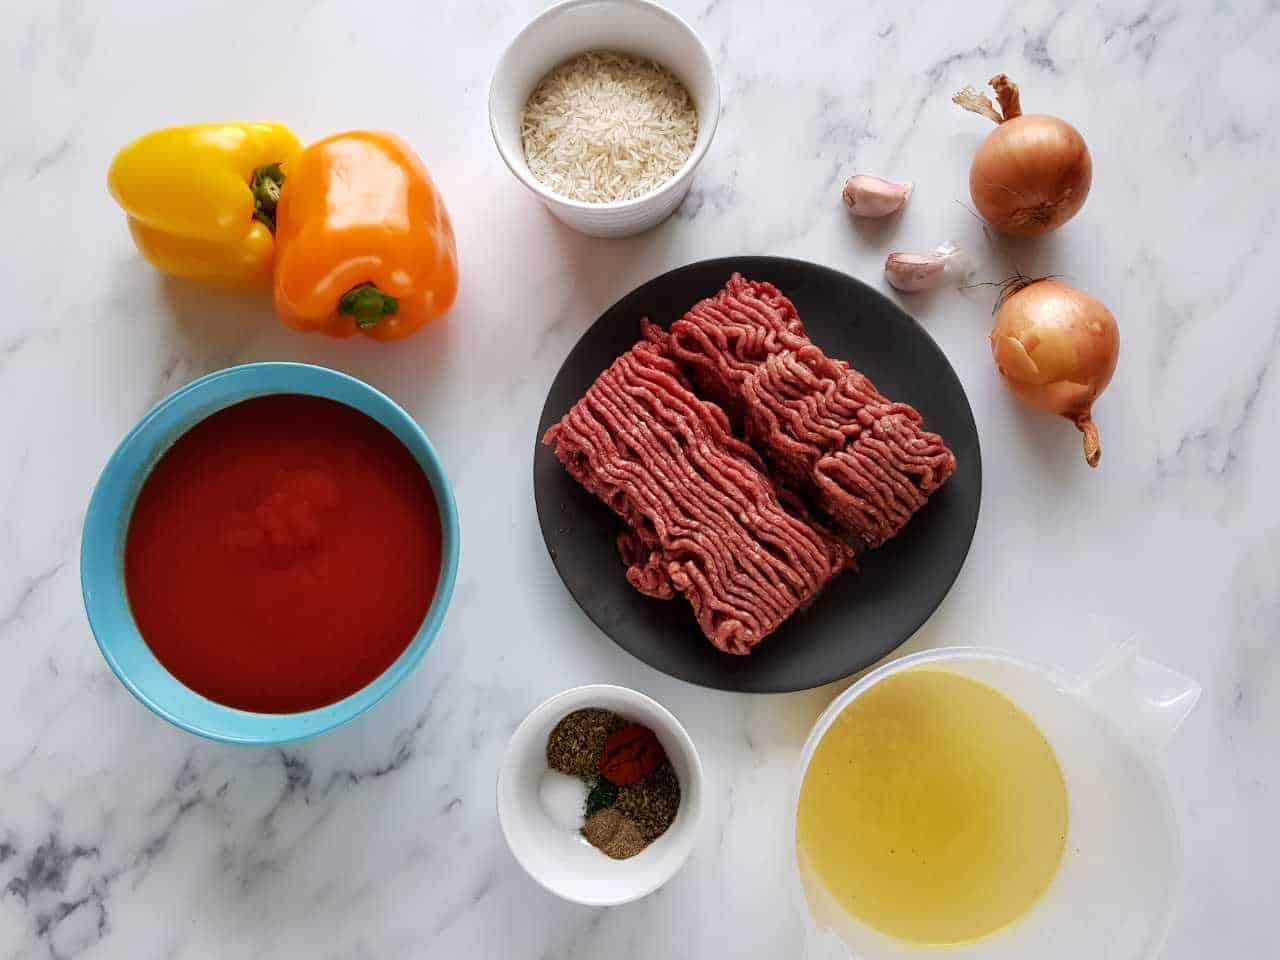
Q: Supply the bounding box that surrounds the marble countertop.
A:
[3,0,1278,956]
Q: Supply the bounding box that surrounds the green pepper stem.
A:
[338,285,399,330]
[250,163,286,232]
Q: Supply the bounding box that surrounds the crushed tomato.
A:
[125,394,441,713]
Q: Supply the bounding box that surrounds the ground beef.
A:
[616,529,674,598]
[544,337,852,655]
[664,274,956,548]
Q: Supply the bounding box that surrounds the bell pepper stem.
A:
[339,285,399,330]
[251,163,286,232]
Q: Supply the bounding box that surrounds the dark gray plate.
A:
[534,257,981,692]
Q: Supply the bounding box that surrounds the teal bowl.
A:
[80,362,460,745]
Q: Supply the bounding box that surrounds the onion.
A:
[954,74,1091,236]
[990,278,1118,467]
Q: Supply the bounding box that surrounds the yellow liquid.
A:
[796,668,1068,944]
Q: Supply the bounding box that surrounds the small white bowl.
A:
[497,684,704,905]
[489,0,720,238]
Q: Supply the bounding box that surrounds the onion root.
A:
[1077,415,1101,468]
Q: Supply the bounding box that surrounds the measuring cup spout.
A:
[1069,638,1202,754]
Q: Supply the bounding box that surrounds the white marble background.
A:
[2,0,1278,956]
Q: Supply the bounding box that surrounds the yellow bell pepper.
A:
[107,123,302,285]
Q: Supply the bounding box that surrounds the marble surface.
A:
[2,0,1278,956]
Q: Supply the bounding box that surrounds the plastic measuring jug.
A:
[792,639,1201,960]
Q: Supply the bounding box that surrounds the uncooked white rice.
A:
[521,50,698,204]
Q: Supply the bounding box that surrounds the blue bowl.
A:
[81,362,460,745]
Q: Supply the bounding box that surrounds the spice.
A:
[599,724,666,786]
[584,777,619,818]
[582,807,648,860]
[543,708,681,861]
[616,761,681,840]
[546,708,625,778]
[521,50,697,204]
[539,769,590,832]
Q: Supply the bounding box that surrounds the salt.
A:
[538,769,588,832]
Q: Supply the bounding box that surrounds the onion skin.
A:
[991,279,1118,467]
[971,116,1092,236]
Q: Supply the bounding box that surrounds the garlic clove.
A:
[884,251,947,291]
[842,175,913,217]
[884,242,972,293]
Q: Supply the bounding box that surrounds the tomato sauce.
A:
[125,394,442,713]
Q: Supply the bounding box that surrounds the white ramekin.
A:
[497,684,704,905]
[489,0,720,239]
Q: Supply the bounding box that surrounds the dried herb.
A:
[584,777,618,818]
[616,761,681,840]
[582,807,647,860]
[546,708,626,778]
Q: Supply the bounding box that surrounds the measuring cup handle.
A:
[1071,638,1202,754]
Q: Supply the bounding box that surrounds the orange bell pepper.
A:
[272,131,458,340]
